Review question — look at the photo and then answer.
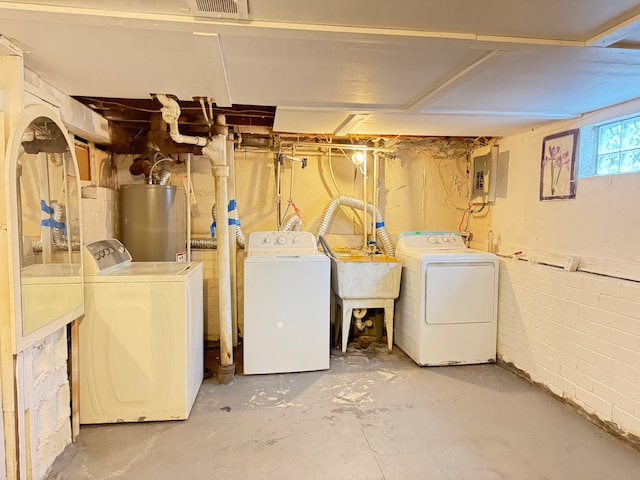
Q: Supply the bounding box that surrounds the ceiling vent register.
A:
[189,0,248,19]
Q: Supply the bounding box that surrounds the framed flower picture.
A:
[540,129,579,200]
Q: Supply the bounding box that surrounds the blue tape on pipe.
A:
[40,200,53,214]
[228,199,237,211]
[375,222,385,228]
[228,218,240,226]
[210,222,216,238]
[41,219,67,234]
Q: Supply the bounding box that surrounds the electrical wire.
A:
[321,135,364,230]
[458,203,486,232]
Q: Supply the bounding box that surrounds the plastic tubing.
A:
[280,213,302,231]
[315,195,394,256]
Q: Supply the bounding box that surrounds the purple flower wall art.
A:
[540,129,578,200]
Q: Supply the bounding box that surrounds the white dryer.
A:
[394,231,498,366]
[244,231,330,374]
[80,239,203,423]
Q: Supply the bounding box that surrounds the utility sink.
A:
[330,254,402,300]
[318,237,403,353]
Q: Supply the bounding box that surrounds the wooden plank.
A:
[0,108,19,480]
[74,143,91,181]
[70,320,79,442]
[24,408,31,480]
[493,242,640,282]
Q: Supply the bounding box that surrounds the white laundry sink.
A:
[330,254,402,300]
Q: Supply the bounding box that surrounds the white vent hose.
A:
[280,213,302,231]
[316,195,394,256]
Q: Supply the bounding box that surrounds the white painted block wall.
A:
[25,328,71,480]
[81,186,119,243]
[498,258,640,437]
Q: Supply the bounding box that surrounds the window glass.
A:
[582,114,640,177]
[620,150,640,172]
[596,153,619,174]
[597,122,621,154]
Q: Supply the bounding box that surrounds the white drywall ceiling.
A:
[1,0,640,137]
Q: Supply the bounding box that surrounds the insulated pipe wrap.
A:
[316,195,394,256]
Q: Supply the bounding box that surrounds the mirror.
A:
[7,105,83,351]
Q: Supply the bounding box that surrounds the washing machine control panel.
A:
[247,231,319,256]
[397,231,467,250]
[83,239,132,274]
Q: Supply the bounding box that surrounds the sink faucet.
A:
[366,240,377,256]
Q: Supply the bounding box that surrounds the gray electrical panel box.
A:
[469,146,499,204]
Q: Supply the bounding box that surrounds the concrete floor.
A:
[49,345,640,480]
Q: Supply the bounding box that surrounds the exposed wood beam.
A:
[585,12,640,47]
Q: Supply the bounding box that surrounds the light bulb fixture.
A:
[351,151,366,166]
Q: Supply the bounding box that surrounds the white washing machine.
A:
[243,231,330,374]
[394,231,499,366]
[79,239,204,423]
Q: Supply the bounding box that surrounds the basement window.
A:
[579,114,640,177]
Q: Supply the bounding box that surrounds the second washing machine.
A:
[243,231,330,374]
[80,239,203,423]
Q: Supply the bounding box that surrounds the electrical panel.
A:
[469,145,499,204]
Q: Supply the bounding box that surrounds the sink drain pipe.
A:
[315,195,395,256]
[157,94,235,384]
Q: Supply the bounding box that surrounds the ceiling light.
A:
[351,151,365,166]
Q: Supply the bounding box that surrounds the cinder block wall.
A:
[81,186,119,243]
[498,258,640,438]
[28,329,71,480]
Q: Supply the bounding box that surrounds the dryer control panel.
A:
[83,239,132,274]
[397,231,467,250]
[246,231,320,256]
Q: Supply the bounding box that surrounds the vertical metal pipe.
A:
[226,138,238,348]
[372,151,378,248]
[276,152,282,229]
[205,135,235,383]
[186,153,191,263]
[362,151,368,251]
[37,152,52,263]
[62,154,72,261]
